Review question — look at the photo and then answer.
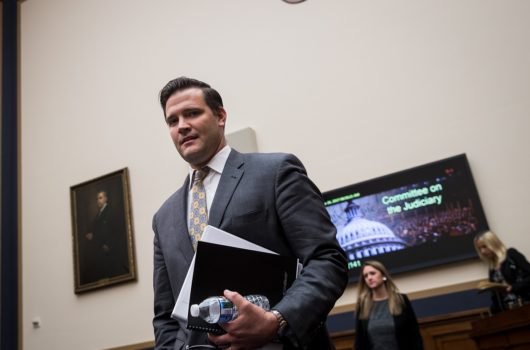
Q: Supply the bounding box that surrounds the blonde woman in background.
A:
[474,230,530,312]
[354,260,423,350]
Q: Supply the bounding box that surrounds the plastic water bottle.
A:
[189,294,270,324]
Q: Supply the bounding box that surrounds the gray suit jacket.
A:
[153,150,348,350]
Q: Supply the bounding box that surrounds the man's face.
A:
[164,88,226,169]
[96,192,107,209]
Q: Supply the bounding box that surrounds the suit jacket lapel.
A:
[208,150,244,227]
[172,177,195,264]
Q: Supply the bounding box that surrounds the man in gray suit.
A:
[153,77,348,350]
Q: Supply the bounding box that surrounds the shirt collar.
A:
[188,145,232,183]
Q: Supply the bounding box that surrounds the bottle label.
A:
[218,299,236,323]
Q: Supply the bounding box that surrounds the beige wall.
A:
[20,0,530,349]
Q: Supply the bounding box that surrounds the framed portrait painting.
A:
[70,168,136,293]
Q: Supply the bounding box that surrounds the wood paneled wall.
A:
[330,308,489,350]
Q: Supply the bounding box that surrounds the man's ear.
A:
[217,107,227,127]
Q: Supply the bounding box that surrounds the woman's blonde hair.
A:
[473,230,507,268]
[355,260,404,320]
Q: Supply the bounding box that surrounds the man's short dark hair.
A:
[159,76,224,118]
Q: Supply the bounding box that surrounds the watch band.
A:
[270,309,287,333]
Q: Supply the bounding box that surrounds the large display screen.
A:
[323,154,489,282]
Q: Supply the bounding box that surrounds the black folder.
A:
[187,240,299,333]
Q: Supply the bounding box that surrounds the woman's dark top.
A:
[366,299,399,350]
[354,294,424,350]
[489,248,530,313]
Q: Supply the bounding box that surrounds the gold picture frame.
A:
[70,168,136,293]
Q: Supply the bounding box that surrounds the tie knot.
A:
[193,167,209,183]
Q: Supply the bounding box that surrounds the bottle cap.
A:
[190,304,200,317]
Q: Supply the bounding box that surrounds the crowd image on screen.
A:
[392,205,479,245]
[329,177,482,256]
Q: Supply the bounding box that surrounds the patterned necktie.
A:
[188,167,209,251]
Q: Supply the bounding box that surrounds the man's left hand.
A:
[208,289,279,350]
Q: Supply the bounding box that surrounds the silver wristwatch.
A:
[270,309,288,335]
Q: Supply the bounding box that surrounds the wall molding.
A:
[331,279,484,315]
